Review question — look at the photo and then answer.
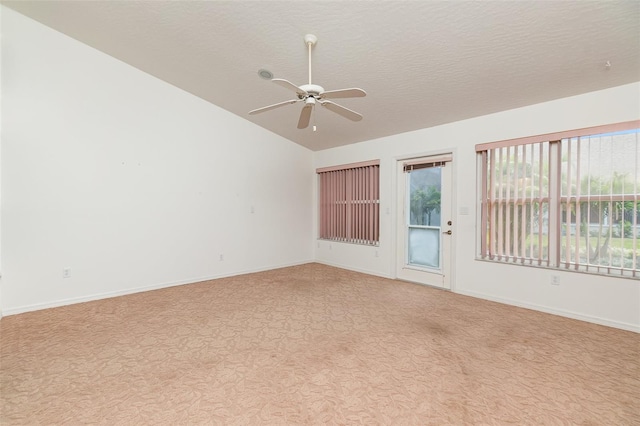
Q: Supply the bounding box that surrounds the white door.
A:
[396,154,453,289]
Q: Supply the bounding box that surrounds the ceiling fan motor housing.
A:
[299,84,324,98]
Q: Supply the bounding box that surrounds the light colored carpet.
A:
[1,263,638,425]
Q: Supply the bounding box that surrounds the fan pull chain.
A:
[312,97,317,132]
[313,111,317,132]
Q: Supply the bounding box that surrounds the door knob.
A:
[442,230,452,235]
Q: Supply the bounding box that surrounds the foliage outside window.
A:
[411,185,441,227]
[477,122,640,278]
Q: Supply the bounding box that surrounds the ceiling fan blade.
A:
[249,99,300,115]
[321,88,367,99]
[320,100,363,121]
[272,78,308,97]
[297,104,313,129]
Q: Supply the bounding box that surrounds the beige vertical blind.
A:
[479,142,551,266]
[477,120,640,278]
[317,160,380,245]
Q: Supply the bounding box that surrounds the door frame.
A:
[393,150,456,290]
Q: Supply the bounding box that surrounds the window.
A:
[477,121,640,278]
[317,160,380,245]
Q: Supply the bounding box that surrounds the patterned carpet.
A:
[1,263,639,425]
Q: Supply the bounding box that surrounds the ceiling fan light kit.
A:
[249,34,366,130]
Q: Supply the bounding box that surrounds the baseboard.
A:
[6,262,636,334]
[314,260,393,280]
[455,289,640,333]
[2,260,313,317]
[306,263,640,333]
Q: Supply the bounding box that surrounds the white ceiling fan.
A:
[249,34,366,129]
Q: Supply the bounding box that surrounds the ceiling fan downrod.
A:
[304,34,317,85]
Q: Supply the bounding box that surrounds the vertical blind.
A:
[559,131,639,276]
[317,160,380,245]
[476,120,640,278]
[478,142,551,266]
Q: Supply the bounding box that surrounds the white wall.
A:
[2,6,638,333]
[1,7,314,314]
[314,82,640,332]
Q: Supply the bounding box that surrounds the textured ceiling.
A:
[3,1,640,151]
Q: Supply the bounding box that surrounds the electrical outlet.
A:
[551,275,560,286]
[63,268,71,278]
[375,250,379,258]
[219,254,224,261]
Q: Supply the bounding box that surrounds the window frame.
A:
[476,120,640,278]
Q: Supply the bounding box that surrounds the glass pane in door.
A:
[407,167,442,268]
[408,227,440,267]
